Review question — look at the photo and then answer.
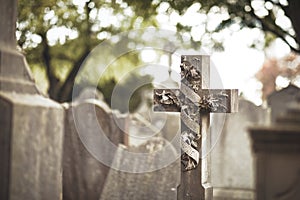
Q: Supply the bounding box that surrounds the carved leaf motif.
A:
[155,90,179,106]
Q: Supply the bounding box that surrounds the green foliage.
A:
[17,0,158,105]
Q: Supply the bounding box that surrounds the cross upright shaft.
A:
[153,55,238,200]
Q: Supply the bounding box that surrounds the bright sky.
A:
[212,37,289,105]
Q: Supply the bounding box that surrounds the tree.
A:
[17,0,157,103]
[127,0,300,53]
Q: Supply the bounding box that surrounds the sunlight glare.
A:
[157,2,170,13]
[276,76,290,88]
[141,49,157,63]
[47,27,78,45]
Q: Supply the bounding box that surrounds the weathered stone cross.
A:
[153,55,238,200]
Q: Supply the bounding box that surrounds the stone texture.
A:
[0,0,38,94]
[161,113,180,142]
[153,55,239,200]
[0,0,16,48]
[211,99,269,200]
[267,84,300,122]
[100,137,180,200]
[249,100,300,200]
[63,99,127,200]
[0,92,64,200]
[73,87,104,102]
[0,1,64,199]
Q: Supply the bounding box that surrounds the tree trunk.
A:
[56,50,90,102]
[41,35,60,99]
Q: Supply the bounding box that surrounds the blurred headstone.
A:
[99,137,180,200]
[74,87,104,102]
[63,98,128,200]
[0,0,64,199]
[249,98,300,200]
[267,84,300,122]
[161,113,180,142]
[211,99,269,200]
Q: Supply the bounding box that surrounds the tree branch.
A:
[248,7,300,53]
[284,0,300,46]
[56,1,94,102]
[41,34,60,99]
[56,50,90,102]
[266,0,287,11]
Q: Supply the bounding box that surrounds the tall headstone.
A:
[63,98,128,200]
[211,99,269,200]
[100,137,180,200]
[0,0,64,199]
[249,100,300,200]
[267,84,300,122]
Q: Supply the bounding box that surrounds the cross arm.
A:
[153,88,238,113]
[153,89,181,112]
[196,89,238,113]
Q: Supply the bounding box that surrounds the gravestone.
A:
[153,55,238,200]
[211,99,269,200]
[74,87,104,102]
[100,137,180,200]
[63,97,128,200]
[249,99,300,199]
[161,113,180,142]
[267,84,300,122]
[128,111,180,147]
[133,90,180,144]
[0,0,64,199]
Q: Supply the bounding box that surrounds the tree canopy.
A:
[17,0,157,104]
[127,0,299,52]
[17,0,300,108]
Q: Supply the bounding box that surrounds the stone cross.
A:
[153,55,238,200]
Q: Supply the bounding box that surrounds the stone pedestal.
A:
[0,50,65,200]
[0,0,64,199]
[0,92,64,200]
[0,54,64,199]
[249,103,300,200]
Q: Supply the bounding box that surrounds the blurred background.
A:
[17,0,300,111]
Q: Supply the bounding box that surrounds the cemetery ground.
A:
[1,0,300,199]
